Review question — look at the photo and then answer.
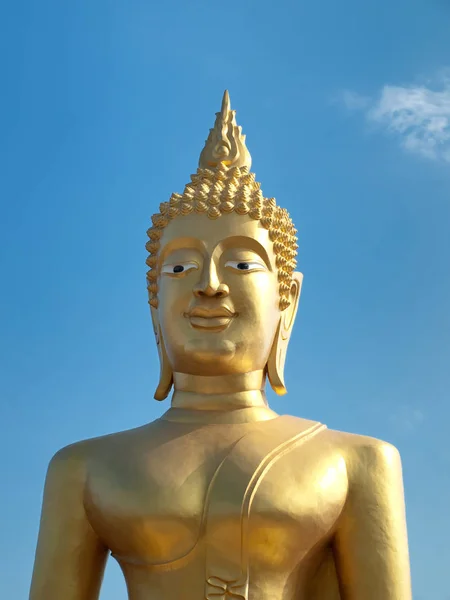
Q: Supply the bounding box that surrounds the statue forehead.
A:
[159,212,272,251]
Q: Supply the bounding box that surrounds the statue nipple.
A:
[199,90,252,171]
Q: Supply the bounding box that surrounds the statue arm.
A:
[333,439,412,599]
[29,444,108,600]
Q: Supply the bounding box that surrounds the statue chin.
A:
[183,338,237,365]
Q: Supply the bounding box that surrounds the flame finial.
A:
[199,90,252,170]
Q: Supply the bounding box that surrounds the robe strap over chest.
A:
[204,416,326,600]
[110,415,326,587]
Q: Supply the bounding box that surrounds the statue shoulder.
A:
[280,416,402,478]
[323,428,403,486]
[48,420,159,470]
[333,428,400,459]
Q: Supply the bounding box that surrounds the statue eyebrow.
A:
[159,237,205,265]
[158,235,273,272]
[213,236,272,270]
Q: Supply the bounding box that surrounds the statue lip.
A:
[185,306,237,330]
[186,306,236,319]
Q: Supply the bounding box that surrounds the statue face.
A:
[155,212,282,376]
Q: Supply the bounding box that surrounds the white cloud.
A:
[341,74,450,163]
[389,405,424,434]
[340,90,371,111]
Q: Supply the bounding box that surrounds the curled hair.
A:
[146,163,298,311]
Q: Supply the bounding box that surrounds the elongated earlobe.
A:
[267,319,287,395]
[150,307,173,401]
[267,272,303,396]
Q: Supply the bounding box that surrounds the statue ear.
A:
[267,272,303,396]
[150,305,173,401]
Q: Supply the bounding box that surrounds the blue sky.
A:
[1,1,449,598]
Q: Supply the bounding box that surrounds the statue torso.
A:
[83,415,347,600]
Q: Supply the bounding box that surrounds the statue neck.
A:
[161,370,278,424]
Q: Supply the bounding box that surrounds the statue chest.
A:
[85,418,347,574]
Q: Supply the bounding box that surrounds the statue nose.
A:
[193,260,229,298]
[194,282,229,298]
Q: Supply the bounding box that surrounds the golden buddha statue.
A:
[30,91,412,600]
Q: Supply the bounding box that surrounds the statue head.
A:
[146,92,302,400]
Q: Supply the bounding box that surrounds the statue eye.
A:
[225,260,266,272]
[161,262,198,275]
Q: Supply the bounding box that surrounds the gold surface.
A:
[30,92,412,600]
[199,90,252,170]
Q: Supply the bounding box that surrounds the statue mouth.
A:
[185,306,237,331]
